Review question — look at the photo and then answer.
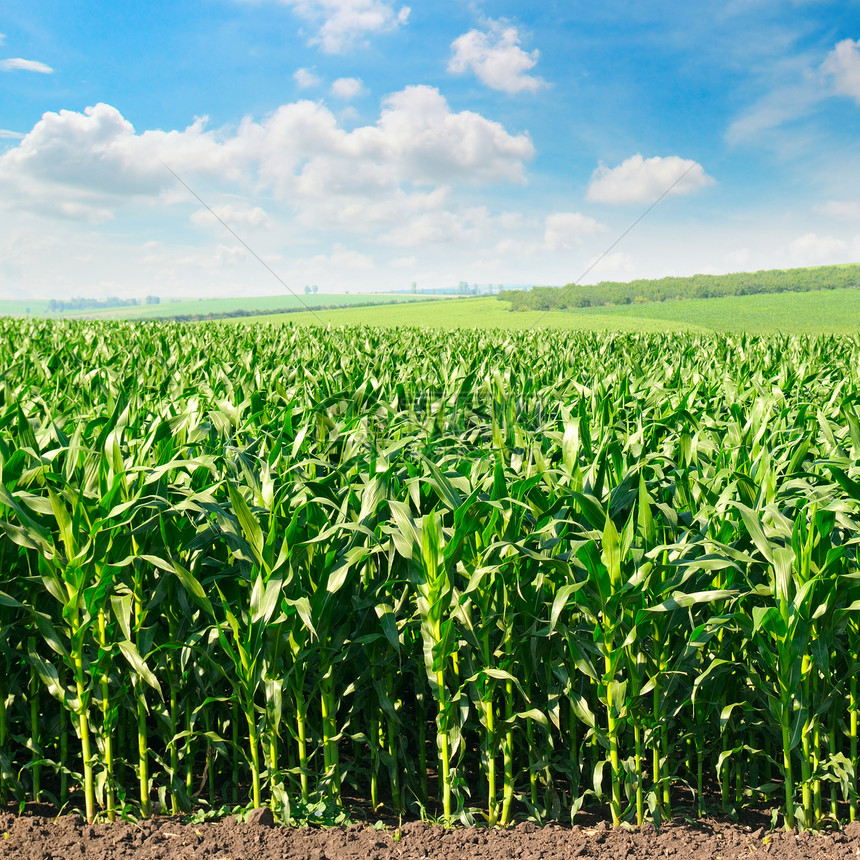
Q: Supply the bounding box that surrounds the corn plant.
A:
[1,318,860,830]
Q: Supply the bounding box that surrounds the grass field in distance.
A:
[6,279,859,334]
[230,287,860,334]
[225,296,702,332]
[0,293,446,321]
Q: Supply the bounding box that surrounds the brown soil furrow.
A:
[2,809,859,860]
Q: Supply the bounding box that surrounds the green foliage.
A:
[504,263,860,312]
[1,318,860,833]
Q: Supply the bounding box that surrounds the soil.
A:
[2,804,859,860]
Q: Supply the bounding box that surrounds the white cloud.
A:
[382,207,494,248]
[327,244,374,269]
[212,244,248,266]
[256,85,534,212]
[271,0,410,53]
[370,86,534,184]
[0,58,53,74]
[815,200,860,221]
[379,207,586,257]
[163,242,251,271]
[582,252,635,282]
[0,90,533,231]
[789,232,850,265]
[0,104,243,221]
[331,76,364,99]
[448,20,545,94]
[726,248,751,269]
[295,244,375,278]
[54,202,114,223]
[543,212,605,251]
[726,83,820,144]
[727,38,860,146]
[0,129,23,139]
[822,39,860,104]
[190,204,270,229]
[293,67,321,88]
[586,154,715,204]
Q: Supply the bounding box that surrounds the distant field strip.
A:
[6,282,859,333]
[575,286,860,334]
[60,293,445,320]
[231,297,706,331]
[0,293,447,321]
[231,289,860,334]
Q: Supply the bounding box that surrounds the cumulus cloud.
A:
[325,244,374,269]
[0,104,246,221]
[212,244,248,266]
[368,86,534,184]
[726,248,751,269]
[293,67,321,88]
[292,244,375,279]
[822,39,860,103]
[543,212,605,251]
[586,154,715,204]
[382,206,497,248]
[164,242,251,271]
[448,20,545,94]
[789,232,851,265]
[815,200,860,221]
[190,204,270,229]
[54,202,114,223]
[271,0,410,53]
[380,207,584,255]
[331,76,364,99]
[583,251,635,281]
[0,58,53,73]
[0,89,534,229]
[253,85,534,214]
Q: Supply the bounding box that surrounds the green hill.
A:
[226,288,860,335]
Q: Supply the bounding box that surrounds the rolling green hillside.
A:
[232,289,860,334]
[227,297,701,331]
[6,270,860,334]
[575,287,860,334]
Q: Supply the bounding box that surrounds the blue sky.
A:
[2,0,860,299]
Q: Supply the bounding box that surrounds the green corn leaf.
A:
[227,482,265,566]
[601,515,621,591]
[733,502,776,564]
[118,640,162,695]
[423,458,464,511]
[550,583,583,633]
[142,554,212,614]
[251,573,283,625]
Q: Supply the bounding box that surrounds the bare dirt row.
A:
[2,805,860,860]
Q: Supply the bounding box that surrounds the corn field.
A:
[2,318,860,830]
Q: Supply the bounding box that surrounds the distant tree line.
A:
[47,296,160,312]
[501,264,860,311]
